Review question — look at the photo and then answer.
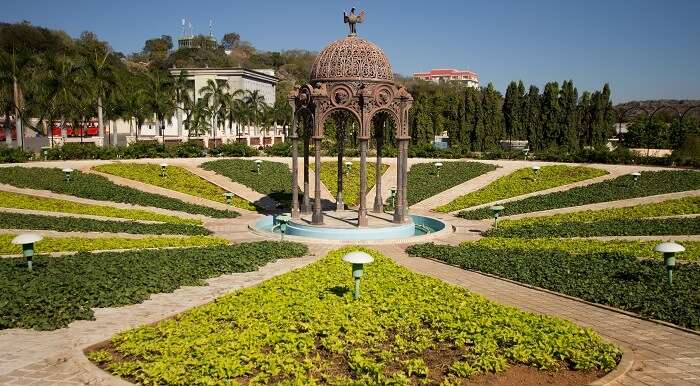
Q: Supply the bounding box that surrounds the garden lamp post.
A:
[434,162,443,178]
[523,148,530,159]
[254,159,263,175]
[62,168,73,182]
[344,161,352,176]
[342,251,374,300]
[653,242,684,285]
[276,214,291,241]
[224,192,233,205]
[11,233,43,271]
[489,205,505,227]
[41,146,50,161]
[160,163,168,177]
[631,172,641,183]
[389,186,397,209]
[531,165,541,174]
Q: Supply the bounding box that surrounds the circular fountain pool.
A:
[250,211,447,242]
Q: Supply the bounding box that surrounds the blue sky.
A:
[3,0,699,102]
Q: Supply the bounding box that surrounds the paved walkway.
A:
[0,243,330,386]
[380,244,700,386]
[185,165,278,210]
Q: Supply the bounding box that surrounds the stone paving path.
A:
[184,165,278,210]
[379,244,700,386]
[0,242,331,386]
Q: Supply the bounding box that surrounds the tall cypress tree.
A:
[578,91,593,147]
[503,81,519,142]
[559,80,579,151]
[524,85,542,150]
[541,82,561,149]
[464,86,480,151]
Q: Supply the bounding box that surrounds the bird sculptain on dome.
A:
[287,8,413,228]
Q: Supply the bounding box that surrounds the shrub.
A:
[320,161,388,207]
[0,234,228,255]
[170,140,206,158]
[458,170,700,219]
[94,247,619,384]
[0,190,200,225]
[0,167,239,218]
[209,142,259,157]
[406,161,496,205]
[0,241,308,330]
[0,145,32,163]
[407,243,700,329]
[93,163,255,211]
[436,165,608,212]
[0,212,211,235]
[201,159,294,204]
[264,141,291,156]
[120,142,166,159]
[486,217,700,238]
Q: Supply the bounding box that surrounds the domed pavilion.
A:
[287,10,413,227]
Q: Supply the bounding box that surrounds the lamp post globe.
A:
[159,163,168,177]
[434,162,443,178]
[254,159,263,174]
[631,172,641,183]
[342,251,374,299]
[654,242,684,285]
[11,233,43,271]
[62,168,74,182]
[489,205,505,227]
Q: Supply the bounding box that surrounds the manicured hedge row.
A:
[0,241,307,330]
[436,165,607,212]
[93,247,618,385]
[473,237,700,261]
[458,170,700,219]
[0,167,239,218]
[407,243,700,330]
[93,163,255,211]
[486,217,700,238]
[0,234,228,255]
[0,190,199,225]
[407,161,496,205]
[0,212,211,235]
[321,161,388,207]
[201,159,294,204]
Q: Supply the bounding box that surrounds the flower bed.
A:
[0,190,199,225]
[407,243,700,330]
[201,159,295,204]
[321,161,388,207]
[458,170,700,219]
[0,212,211,235]
[0,241,307,330]
[93,163,255,211]
[472,238,700,261]
[90,247,618,384]
[0,167,239,218]
[406,161,496,205]
[0,234,228,255]
[486,217,700,238]
[436,165,608,212]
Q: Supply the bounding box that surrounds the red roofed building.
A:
[412,69,479,88]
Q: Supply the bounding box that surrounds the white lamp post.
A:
[254,159,263,174]
[276,214,291,241]
[62,168,74,182]
[434,162,443,178]
[523,148,530,159]
[489,205,505,227]
[344,161,353,176]
[343,251,374,300]
[159,163,168,177]
[653,242,684,285]
[631,172,641,183]
[389,186,397,209]
[224,192,233,205]
[11,233,43,271]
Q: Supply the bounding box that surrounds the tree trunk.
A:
[3,109,11,146]
[97,95,105,146]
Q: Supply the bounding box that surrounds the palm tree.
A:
[84,49,116,146]
[224,89,245,136]
[189,98,213,138]
[199,79,229,143]
[243,89,267,137]
[172,70,189,137]
[0,48,34,148]
[141,70,175,142]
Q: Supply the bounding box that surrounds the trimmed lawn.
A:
[201,159,295,205]
[321,161,388,207]
[406,161,496,205]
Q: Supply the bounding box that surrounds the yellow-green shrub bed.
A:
[93,163,255,211]
[0,234,228,255]
[91,247,619,385]
[0,190,199,225]
[436,165,607,212]
[320,161,388,207]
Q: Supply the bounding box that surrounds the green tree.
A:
[559,80,579,151]
[540,82,561,149]
[523,85,542,150]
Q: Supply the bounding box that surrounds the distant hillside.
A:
[615,100,700,121]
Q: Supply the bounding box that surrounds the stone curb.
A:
[589,344,635,386]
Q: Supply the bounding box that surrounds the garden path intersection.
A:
[0,157,698,385]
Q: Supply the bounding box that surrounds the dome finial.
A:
[343,7,365,36]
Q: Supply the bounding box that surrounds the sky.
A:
[2,0,699,103]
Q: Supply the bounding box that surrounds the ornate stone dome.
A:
[310,36,394,83]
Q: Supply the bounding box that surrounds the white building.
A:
[413,69,479,88]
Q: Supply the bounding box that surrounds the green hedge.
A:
[472,238,700,262]
[486,217,700,238]
[92,247,618,384]
[436,165,608,212]
[0,167,239,218]
[201,159,294,203]
[0,234,228,254]
[407,243,700,330]
[0,241,307,330]
[0,212,211,235]
[0,190,199,225]
[458,170,700,219]
[406,161,496,205]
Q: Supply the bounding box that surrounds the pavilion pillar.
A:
[312,137,324,225]
[373,121,384,213]
[393,138,409,223]
[302,130,311,213]
[336,117,346,211]
[357,138,369,227]
[400,138,409,222]
[290,112,300,219]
